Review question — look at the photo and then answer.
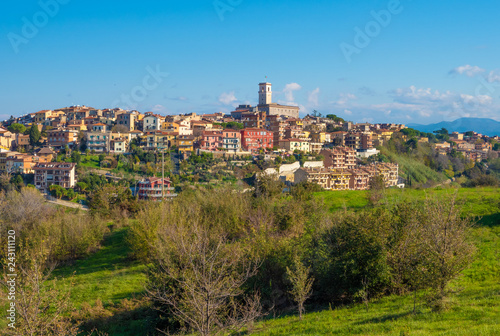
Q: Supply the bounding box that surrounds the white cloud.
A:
[308,87,320,106]
[283,83,302,102]
[318,85,499,123]
[487,70,500,83]
[218,92,237,105]
[336,93,357,105]
[152,104,168,113]
[450,65,485,77]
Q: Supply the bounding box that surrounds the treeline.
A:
[127,182,476,334]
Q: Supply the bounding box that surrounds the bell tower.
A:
[258,82,272,105]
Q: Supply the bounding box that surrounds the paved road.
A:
[43,193,89,211]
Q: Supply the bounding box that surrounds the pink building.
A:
[200,130,223,151]
[222,129,241,152]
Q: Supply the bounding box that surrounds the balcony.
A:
[139,187,175,191]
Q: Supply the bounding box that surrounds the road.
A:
[43,193,89,211]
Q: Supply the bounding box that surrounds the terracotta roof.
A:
[37,147,56,155]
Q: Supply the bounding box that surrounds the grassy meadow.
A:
[250,187,500,335]
[2,187,497,335]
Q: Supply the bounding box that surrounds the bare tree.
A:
[286,256,314,320]
[147,224,261,336]
[1,246,78,336]
[418,195,476,309]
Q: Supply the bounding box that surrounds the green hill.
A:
[6,188,496,335]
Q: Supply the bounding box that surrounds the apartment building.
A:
[47,129,79,148]
[200,130,223,151]
[174,135,195,153]
[116,111,137,131]
[0,149,17,172]
[86,124,111,153]
[143,113,164,131]
[241,128,273,153]
[294,167,352,190]
[278,138,310,153]
[320,147,356,170]
[222,129,241,152]
[137,177,176,200]
[34,162,77,190]
[6,154,36,174]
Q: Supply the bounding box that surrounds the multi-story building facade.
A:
[116,112,137,131]
[222,129,241,152]
[143,113,163,131]
[174,135,195,153]
[294,167,352,190]
[200,130,223,151]
[137,177,176,200]
[241,128,273,153]
[309,142,323,154]
[86,124,111,153]
[6,154,36,174]
[47,129,79,149]
[34,162,77,190]
[278,138,310,153]
[349,169,370,190]
[0,149,16,172]
[266,115,286,144]
[320,147,356,170]
[33,110,53,123]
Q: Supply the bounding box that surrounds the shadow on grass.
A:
[76,299,158,336]
[478,213,500,227]
[356,311,413,325]
[53,228,138,278]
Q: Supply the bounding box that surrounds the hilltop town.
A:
[1,82,499,201]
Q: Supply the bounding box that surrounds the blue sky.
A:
[1,0,500,124]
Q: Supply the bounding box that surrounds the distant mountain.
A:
[407,118,500,137]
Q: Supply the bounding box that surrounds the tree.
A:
[11,174,25,190]
[111,124,129,133]
[1,246,78,336]
[326,114,345,123]
[286,256,314,320]
[417,195,476,310]
[29,124,41,146]
[312,110,322,117]
[147,224,261,336]
[368,175,385,205]
[49,185,65,199]
[65,188,76,200]
[75,182,89,193]
[8,123,26,134]
[254,173,284,199]
[71,150,81,164]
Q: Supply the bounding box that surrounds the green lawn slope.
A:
[35,187,500,335]
[251,187,500,335]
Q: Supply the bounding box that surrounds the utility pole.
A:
[162,148,165,200]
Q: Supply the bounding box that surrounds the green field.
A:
[4,187,497,335]
[53,228,147,308]
[250,187,500,335]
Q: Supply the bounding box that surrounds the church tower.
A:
[258,82,272,105]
